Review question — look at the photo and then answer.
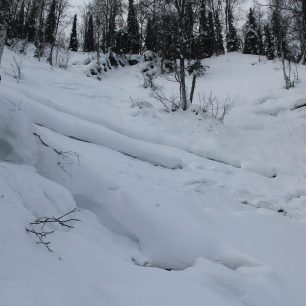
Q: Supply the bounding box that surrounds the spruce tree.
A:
[197,0,208,59]
[185,1,194,58]
[214,10,224,55]
[84,15,95,52]
[114,27,129,54]
[69,15,79,51]
[127,0,141,54]
[243,8,259,55]
[264,23,275,60]
[45,0,57,45]
[226,5,240,52]
[16,1,25,39]
[145,18,156,51]
[197,1,215,59]
[206,11,215,57]
[24,0,38,42]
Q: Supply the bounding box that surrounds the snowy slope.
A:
[1,47,306,306]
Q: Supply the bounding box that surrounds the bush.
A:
[193,92,235,122]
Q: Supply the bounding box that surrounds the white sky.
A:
[69,0,90,15]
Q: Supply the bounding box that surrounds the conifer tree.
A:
[114,27,129,54]
[16,1,25,39]
[214,9,224,55]
[206,11,215,57]
[25,0,38,42]
[197,1,214,58]
[127,0,141,53]
[45,0,57,45]
[84,14,95,52]
[69,14,79,51]
[226,4,240,52]
[145,18,156,51]
[264,23,275,60]
[243,8,259,54]
[197,0,208,58]
[185,1,194,58]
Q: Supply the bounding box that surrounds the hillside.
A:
[1,48,306,306]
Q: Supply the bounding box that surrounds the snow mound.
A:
[22,100,183,169]
[0,99,38,165]
[0,163,76,219]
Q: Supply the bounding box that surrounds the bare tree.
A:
[49,0,69,66]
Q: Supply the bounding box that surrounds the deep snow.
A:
[1,47,306,306]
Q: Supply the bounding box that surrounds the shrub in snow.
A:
[140,61,159,89]
[86,62,103,80]
[109,52,119,68]
[130,98,153,109]
[0,101,38,165]
[143,50,155,62]
[151,89,180,112]
[193,93,235,123]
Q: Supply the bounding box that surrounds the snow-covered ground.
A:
[1,47,306,306]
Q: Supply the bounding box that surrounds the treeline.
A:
[242,0,306,63]
[4,0,70,64]
[3,0,306,63]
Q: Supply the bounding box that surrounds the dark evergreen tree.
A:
[24,0,38,42]
[84,14,95,52]
[263,23,275,60]
[45,0,57,45]
[243,8,259,54]
[145,18,156,51]
[69,14,79,51]
[214,9,224,55]
[196,0,207,59]
[196,1,213,58]
[226,5,240,52]
[126,0,141,53]
[163,13,179,60]
[184,1,194,58]
[16,1,25,39]
[114,27,129,54]
[206,11,215,57]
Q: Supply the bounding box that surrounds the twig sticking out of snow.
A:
[34,132,80,175]
[25,208,81,253]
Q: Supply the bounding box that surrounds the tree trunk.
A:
[189,74,197,104]
[180,57,187,110]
